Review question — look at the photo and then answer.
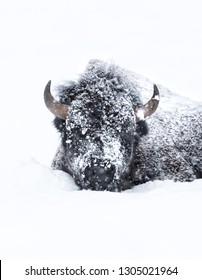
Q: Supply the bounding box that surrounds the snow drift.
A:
[0,158,202,260]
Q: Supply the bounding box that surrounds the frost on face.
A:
[52,59,145,191]
[61,82,138,191]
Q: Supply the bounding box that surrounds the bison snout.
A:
[84,159,115,190]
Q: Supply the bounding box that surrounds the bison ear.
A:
[135,84,160,122]
[44,80,70,120]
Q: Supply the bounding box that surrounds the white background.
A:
[0,0,202,261]
[0,0,202,165]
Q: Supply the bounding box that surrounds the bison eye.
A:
[71,127,83,139]
[136,120,148,136]
[121,130,134,143]
[94,136,101,142]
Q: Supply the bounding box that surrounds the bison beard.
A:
[44,59,202,191]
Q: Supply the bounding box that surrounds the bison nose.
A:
[84,159,115,189]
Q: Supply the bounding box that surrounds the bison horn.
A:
[44,80,70,120]
[135,84,160,122]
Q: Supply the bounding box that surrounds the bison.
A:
[44,59,202,191]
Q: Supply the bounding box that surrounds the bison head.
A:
[44,60,159,191]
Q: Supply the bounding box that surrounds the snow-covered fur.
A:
[52,59,202,191]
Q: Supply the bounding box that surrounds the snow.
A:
[0,0,202,261]
[0,159,202,259]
